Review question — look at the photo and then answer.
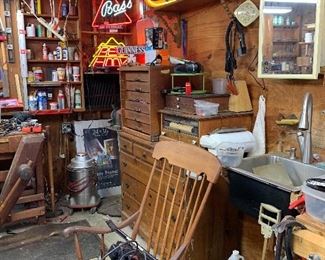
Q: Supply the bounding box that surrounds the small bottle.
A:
[42,91,48,110]
[185,81,192,96]
[228,250,244,260]
[53,50,57,60]
[57,89,65,109]
[61,2,68,17]
[37,91,44,110]
[42,43,48,60]
[62,45,68,60]
[56,43,62,60]
[74,89,81,109]
[48,52,54,61]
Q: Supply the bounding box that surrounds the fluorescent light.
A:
[265,0,316,3]
[263,6,293,14]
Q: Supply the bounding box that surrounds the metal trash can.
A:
[67,153,100,210]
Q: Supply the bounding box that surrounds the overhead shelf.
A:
[151,0,217,13]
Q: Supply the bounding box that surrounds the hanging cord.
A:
[248,50,268,97]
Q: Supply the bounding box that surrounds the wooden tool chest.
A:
[120,66,171,141]
[160,108,253,145]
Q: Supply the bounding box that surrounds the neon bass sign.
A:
[101,0,132,17]
[92,0,133,28]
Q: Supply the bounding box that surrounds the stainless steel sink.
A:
[229,154,325,192]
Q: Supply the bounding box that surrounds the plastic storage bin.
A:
[302,174,325,223]
[194,100,219,116]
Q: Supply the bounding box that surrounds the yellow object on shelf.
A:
[144,0,177,8]
[276,119,299,125]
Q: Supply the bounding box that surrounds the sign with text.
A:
[92,0,133,29]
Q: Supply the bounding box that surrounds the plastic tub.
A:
[216,145,244,167]
[302,174,325,223]
[194,100,219,116]
[212,78,228,94]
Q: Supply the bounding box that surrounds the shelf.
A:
[272,54,297,59]
[273,40,298,44]
[152,0,216,12]
[28,81,82,87]
[170,73,205,76]
[23,13,79,20]
[29,108,72,115]
[28,60,81,63]
[73,108,86,113]
[298,42,314,45]
[81,31,132,36]
[273,25,299,29]
[26,37,80,42]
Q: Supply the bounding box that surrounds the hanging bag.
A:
[249,95,266,156]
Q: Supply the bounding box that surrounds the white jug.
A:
[228,250,245,260]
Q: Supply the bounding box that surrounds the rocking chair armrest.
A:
[62,210,140,237]
[170,241,190,260]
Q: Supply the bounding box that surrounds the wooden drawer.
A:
[125,100,150,114]
[125,72,149,82]
[124,119,151,135]
[119,137,133,154]
[126,91,150,104]
[133,143,154,165]
[125,81,150,93]
[166,94,229,114]
[161,128,199,145]
[122,173,145,203]
[124,110,150,124]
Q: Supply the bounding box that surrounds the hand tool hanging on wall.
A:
[0,17,10,97]
[221,0,247,96]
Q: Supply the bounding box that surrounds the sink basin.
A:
[230,154,325,192]
[227,154,325,218]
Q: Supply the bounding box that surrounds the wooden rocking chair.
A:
[63,141,222,260]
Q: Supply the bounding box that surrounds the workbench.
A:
[293,214,325,258]
[0,133,46,226]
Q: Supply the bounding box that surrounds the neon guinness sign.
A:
[92,0,133,29]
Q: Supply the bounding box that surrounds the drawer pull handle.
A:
[123,144,127,148]
[192,140,197,145]
[135,88,142,92]
[176,105,180,109]
[125,183,130,188]
[136,108,141,112]
[122,162,127,167]
[161,131,166,136]
[142,152,146,158]
[176,97,180,101]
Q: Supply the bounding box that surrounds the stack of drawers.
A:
[120,66,171,141]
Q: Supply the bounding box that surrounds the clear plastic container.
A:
[194,100,219,116]
[302,174,325,223]
[216,145,245,167]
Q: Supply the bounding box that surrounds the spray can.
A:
[185,81,192,96]
[58,90,65,109]
[61,2,68,17]
[42,43,48,60]
[37,91,44,110]
[74,89,81,109]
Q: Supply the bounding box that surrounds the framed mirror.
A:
[258,0,324,79]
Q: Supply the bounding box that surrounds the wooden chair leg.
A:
[100,234,105,257]
[74,234,84,260]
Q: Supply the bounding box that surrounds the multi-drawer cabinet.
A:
[120,66,171,141]
[160,108,253,145]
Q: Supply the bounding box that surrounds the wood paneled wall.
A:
[181,0,325,159]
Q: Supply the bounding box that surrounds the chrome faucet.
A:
[297,93,313,164]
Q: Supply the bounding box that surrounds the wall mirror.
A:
[258,0,324,79]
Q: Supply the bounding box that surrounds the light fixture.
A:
[263,6,292,14]
[265,0,316,3]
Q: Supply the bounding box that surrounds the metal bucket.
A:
[67,153,100,209]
